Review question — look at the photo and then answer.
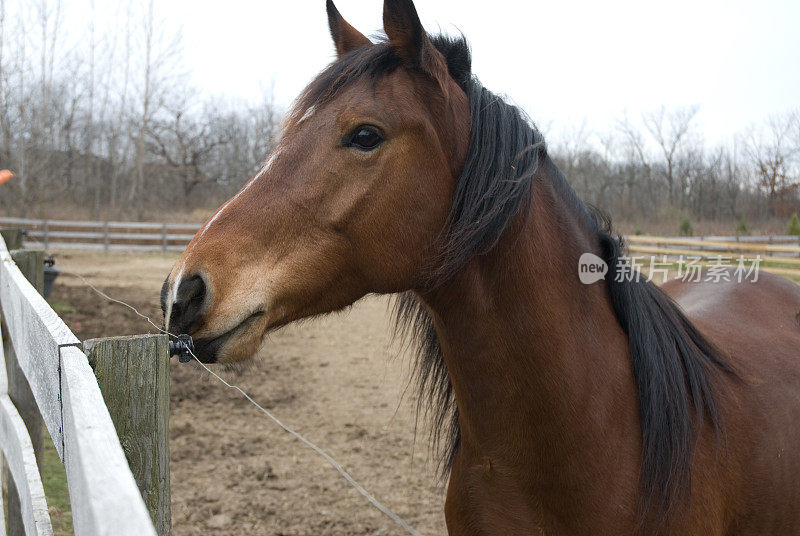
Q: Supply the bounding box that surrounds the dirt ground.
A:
[49,251,448,536]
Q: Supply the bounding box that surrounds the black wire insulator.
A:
[169,334,194,363]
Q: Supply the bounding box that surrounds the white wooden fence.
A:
[0,234,156,535]
[4,217,800,256]
[0,217,201,253]
[626,235,800,278]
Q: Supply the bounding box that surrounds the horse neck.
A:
[420,162,638,481]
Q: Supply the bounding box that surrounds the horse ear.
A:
[326,0,371,57]
[383,0,427,65]
[383,0,448,83]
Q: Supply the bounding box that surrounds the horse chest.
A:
[445,456,548,536]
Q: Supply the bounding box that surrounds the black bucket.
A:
[44,266,59,299]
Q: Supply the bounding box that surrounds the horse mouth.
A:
[190,311,265,363]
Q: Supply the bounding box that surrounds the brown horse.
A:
[161,1,800,534]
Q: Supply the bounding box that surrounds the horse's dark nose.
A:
[165,273,208,333]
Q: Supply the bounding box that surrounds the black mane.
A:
[305,33,733,533]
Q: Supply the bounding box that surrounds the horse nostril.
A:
[171,274,208,331]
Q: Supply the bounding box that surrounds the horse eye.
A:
[347,126,383,151]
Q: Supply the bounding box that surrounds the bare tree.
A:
[132,0,154,219]
[642,105,699,208]
[131,0,183,219]
[615,113,655,212]
[747,114,800,216]
[146,101,232,203]
[720,140,747,218]
[109,0,135,212]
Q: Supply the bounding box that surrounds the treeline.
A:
[0,0,282,220]
[549,106,800,230]
[1,0,798,228]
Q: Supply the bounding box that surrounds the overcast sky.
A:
[88,0,800,145]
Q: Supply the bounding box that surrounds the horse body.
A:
[161,1,800,533]
[425,163,800,536]
[666,274,800,535]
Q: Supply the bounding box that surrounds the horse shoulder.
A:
[663,272,800,535]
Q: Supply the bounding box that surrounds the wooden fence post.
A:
[0,229,23,251]
[83,335,171,536]
[161,224,168,255]
[1,248,45,536]
[104,222,110,254]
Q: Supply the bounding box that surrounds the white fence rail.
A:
[0,391,51,535]
[0,235,156,535]
[640,234,800,248]
[0,217,201,253]
[626,235,800,278]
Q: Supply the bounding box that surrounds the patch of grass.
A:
[47,300,75,315]
[678,218,694,237]
[41,433,73,535]
[787,213,800,236]
[736,216,749,236]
